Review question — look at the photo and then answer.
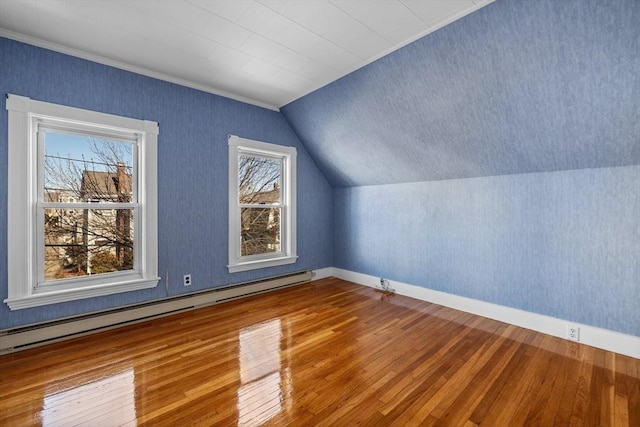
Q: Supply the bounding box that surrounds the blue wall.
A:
[280,0,640,338]
[0,37,333,329]
[2,0,638,341]
[334,165,640,336]
[282,0,640,187]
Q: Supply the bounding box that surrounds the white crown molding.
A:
[331,268,640,359]
[0,28,280,112]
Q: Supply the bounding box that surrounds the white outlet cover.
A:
[567,325,580,342]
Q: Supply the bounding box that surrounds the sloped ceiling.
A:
[0,0,493,110]
[281,0,640,187]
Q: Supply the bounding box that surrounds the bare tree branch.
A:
[44,137,134,279]
[238,155,281,256]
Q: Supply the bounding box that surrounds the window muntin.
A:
[228,135,296,272]
[5,94,159,310]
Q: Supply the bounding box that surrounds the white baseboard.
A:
[312,267,335,281]
[332,268,640,359]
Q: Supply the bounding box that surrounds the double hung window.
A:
[228,135,297,272]
[5,95,159,309]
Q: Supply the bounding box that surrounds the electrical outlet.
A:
[183,274,191,286]
[567,325,580,342]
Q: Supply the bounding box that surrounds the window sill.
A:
[228,256,298,273]
[4,277,160,310]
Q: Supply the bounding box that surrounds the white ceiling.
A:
[0,0,493,110]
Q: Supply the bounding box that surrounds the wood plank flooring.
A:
[0,278,638,426]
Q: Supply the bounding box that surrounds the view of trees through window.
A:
[44,132,135,281]
[238,154,282,256]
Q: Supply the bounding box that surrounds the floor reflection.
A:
[41,368,136,426]
[237,319,289,427]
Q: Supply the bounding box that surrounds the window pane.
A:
[44,131,134,203]
[44,208,134,281]
[241,207,281,256]
[238,155,281,204]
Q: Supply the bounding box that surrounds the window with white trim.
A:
[228,135,297,273]
[5,95,159,309]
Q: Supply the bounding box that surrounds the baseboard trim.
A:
[332,268,640,359]
[311,267,334,281]
[0,270,313,354]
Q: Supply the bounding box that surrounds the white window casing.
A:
[5,94,159,310]
[228,135,297,273]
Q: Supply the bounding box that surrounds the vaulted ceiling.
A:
[281,0,640,186]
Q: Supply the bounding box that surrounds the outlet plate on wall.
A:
[567,325,580,342]
[183,274,191,286]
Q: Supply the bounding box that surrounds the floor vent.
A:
[0,270,312,354]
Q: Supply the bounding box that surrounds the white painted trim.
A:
[5,278,159,310]
[0,29,280,112]
[5,95,160,309]
[332,268,640,359]
[311,267,334,281]
[227,256,298,273]
[6,96,34,308]
[227,135,297,273]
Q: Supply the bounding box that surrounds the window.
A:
[5,94,159,309]
[228,135,297,272]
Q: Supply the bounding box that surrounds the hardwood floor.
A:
[1,278,638,426]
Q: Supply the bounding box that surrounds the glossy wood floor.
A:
[1,278,638,426]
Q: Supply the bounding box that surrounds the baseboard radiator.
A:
[0,270,312,355]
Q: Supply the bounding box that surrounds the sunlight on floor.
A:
[237,319,289,426]
[41,368,136,426]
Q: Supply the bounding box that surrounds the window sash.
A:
[38,124,140,204]
[237,153,283,205]
[236,150,287,259]
[35,120,142,289]
[37,205,141,287]
[240,206,283,258]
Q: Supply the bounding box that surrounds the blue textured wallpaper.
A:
[334,166,640,336]
[0,37,333,329]
[282,0,640,187]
